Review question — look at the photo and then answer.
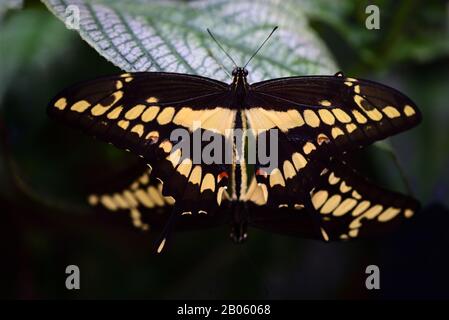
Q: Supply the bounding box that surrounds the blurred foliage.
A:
[0,0,448,299]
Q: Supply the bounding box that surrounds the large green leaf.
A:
[42,0,337,81]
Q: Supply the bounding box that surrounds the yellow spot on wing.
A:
[177,158,192,177]
[107,106,123,119]
[332,108,351,123]
[112,193,128,209]
[123,190,138,207]
[365,108,383,121]
[333,198,357,216]
[303,110,320,127]
[269,168,285,187]
[292,152,307,170]
[148,186,164,206]
[321,194,342,214]
[302,142,316,155]
[350,204,383,229]
[54,98,67,110]
[365,205,383,218]
[403,105,416,116]
[99,195,117,211]
[166,148,181,167]
[91,103,112,116]
[328,172,340,185]
[164,196,175,205]
[156,107,175,125]
[352,190,362,199]
[71,100,90,112]
[319,100,332,107]
[159,140,173,153]
[352,200,370,216]
[134,189,155,208]
[189,166,202,185]
[331,127,345,139]
[200,173,215,192]
[287,109,305,127]
[142,106,160,122]
[383,106,400,118]
[404,209,414,218]
[352,110,368,124]
[118,120,129,130]
[282,160,296,180]
[125,104,146,120]
[245,108,303,133]
[318,109,335,125]
[339,181,352,193]
[378,207,401,222]
[354,94,383,121]
[312,190,328,209]
[346,123,357,133]
[88,195,99,206]
[349,229,359,238]
[217,186,227,205]
[131,124,144,137]
[146,97,159,103]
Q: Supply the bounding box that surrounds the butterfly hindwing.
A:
[88,161,228,232]
[245,158,419,240]
[312,158,419,240]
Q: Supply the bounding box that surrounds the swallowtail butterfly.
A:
[48,30,421,253]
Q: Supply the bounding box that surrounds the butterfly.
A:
[48,29,422,253]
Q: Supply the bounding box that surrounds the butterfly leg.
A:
[152,204,180,254]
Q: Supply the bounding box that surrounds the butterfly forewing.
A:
[248,75,421,155]
[243,74,421,209]
[49,72,234,213]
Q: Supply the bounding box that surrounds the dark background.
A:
[1,0,448,299]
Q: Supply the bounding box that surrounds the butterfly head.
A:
[231,67,249,89]
[232,67,248,77]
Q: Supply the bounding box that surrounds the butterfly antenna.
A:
[243,26,278,68]
[207,28,238,68]
[205,47,232,77]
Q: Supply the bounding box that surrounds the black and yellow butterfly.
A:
[48,65,421,253]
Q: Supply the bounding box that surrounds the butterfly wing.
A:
[247,74,421,154]
[246,158,420,240]
[49,72,233,213]
[244,74,421,207]
[88,161,230,231]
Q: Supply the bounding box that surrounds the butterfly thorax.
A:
[230,67,250,109]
